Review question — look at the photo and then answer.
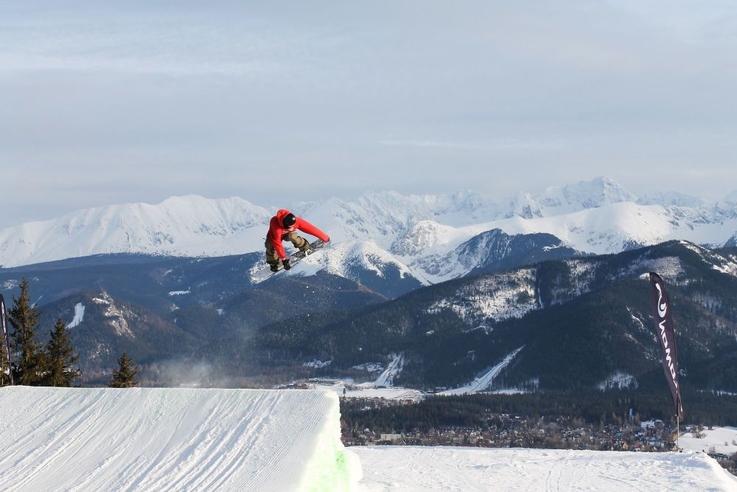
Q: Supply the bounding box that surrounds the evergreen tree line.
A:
[1,278,138,388]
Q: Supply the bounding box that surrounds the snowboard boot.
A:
[298,237,312,255]
[268,261,279,272]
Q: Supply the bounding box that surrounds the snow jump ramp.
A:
[0,387,360,491]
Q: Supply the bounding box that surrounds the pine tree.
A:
[108,352,139,388]
[8,278,46,385]
[43,318,81,387]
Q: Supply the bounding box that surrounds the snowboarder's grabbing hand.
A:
[265,209,330,272]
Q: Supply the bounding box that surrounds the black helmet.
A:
[282,213,296,227]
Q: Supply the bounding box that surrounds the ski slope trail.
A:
[0,387,359,492]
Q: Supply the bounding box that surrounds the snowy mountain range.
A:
[2,178,737,289]
[3,179,737,392]
[254,240,737,394]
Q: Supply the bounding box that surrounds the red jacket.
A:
[267,209,330,259]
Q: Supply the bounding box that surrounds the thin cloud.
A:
[379,138,565,152]
[0,1,736,228]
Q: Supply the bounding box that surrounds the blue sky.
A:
[1,1,736,228]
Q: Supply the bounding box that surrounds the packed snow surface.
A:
[0,387,358,492]
[681,426,737,456]
[354,446,737,492]
[1,387,735,492]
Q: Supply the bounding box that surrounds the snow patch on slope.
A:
[373,353,405,388]
[93,292,135,338]
[598,371,638,390]
[67,302,85,328]
[439,347,524,395]
[427,269,538,324]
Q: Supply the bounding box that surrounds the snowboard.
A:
[269,239,327,273]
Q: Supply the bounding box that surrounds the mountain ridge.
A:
[253,240,737,393]
[2,177,737,290]
[3,233,737,393]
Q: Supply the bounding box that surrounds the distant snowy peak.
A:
[558,176,638,209]
[493,201,696,255]
[323,240,418,284]
[306,192,431,245]
[2,177,737,274]
[390,221,466,256]
[725,234,737,248]
[724,190,737,204]
[456,228,575,273]
[0,196,271,267]
[502,176,639,219]
[60,196,269,240]
[637,191,707,208]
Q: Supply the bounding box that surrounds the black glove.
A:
[283,259,291,270]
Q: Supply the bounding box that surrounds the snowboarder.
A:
[265,209,330,272]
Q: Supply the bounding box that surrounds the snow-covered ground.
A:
[1,387,735,491]
[354,446,737,492]
[0,387,357,492]
[681,426,737,456]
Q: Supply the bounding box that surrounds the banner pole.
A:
[0,294,12,386]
